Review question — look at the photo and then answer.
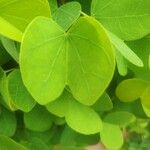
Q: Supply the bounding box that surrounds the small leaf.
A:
[53,2,81,30]
[1,36,19,62]
[0,106,17,137]
[141,86,150,109]
[115,50,128,76]
[24,105,53,132]
[46,90,70,117]
[20,16,115,105]
[0,135,28,150]
[92,92,113,112]
[7,69,36,112]
[116,79,149,102]
[108,31,143,67]
[65,97,102,135]
[104,111,136,127]
[142,104,150,117]
[22,138,49,150]
[100,123,123,150]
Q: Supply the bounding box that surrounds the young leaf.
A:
[141,86,150,110]
[0,40,11,66]
[24,105,53,132]
[20,16,115,105]
[1,36,19,62]
[0,106,17,136]
[65,96,102,135]
[22,138,49,150]
[104,111,136,127]
[107,31,143,67]
[91,0,150,40]
[100,123,123,150]
[46,90,70,117]
[116,79,149,102]
[115,50,128,76]
[0,0,51,41]
[92,92,113,112]
[7,69,36,112]
[0,69,16,110]
[0,135,28,150]
[53,2,81,31]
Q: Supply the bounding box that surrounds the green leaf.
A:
[46,90,70,117]
[48,0,58,14]
[126,37,150,81]
[0,69,16,110]
[20,16,115,105]
[24,105,53,132]
[92,92,113,112]
[91,0,150,40]
[65,96,102,135]
[0,17,22,42]
[0,0,51,41]
[0,40,11,65]
[104,111,136,127]
[142,104,150,117]
[116,78,149,102]
[100,123,123,150]
[22,138,49,150]
[107,31,143,67]
[141,86,150,109]
[1,36,19,62]
[0,135,28,150]
[7,69,36,112]
[53,2,81,31]
[0,106,16,136]
[115,50,127,76]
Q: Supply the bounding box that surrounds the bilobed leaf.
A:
[107,31,143,67]
[46,90,70,117]
[53,2,81,31]
[0,0,51,41]
[91,0,150,40]
[0,135,28,150]
[0,106,17,136]
[100,123,123,150]
[1,36,19,62]
[7,70,36,112]
[65,96,102,135]
[92,92,113,112]
[24,105,53,132]
[116,79,149,102]
[104,111,136,127]
[20,16,115,106]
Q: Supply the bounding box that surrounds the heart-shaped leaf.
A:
[20,16,115,105]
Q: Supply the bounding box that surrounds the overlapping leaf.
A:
[20,16,115,106]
